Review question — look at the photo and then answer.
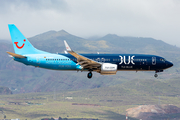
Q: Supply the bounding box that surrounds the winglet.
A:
[64,40,72,52]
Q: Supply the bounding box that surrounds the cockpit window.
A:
[160,58,166,62]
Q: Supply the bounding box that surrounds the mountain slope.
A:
[0,86,12,95]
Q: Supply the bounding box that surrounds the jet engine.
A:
[100,63,117,75]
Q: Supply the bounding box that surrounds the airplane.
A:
[7,24,173,79]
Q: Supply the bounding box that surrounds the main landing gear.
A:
[87,71,93,79]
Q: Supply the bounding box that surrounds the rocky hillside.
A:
[127,104,180,120]
[0,86,12,95]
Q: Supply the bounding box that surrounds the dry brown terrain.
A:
[126,104,180,120]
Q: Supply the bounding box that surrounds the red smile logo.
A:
[14,39,26,49]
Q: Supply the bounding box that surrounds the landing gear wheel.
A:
[87,72,93,79]
[154,73,158,78]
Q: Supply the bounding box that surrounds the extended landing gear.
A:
[154,70,163,78]
[87,72,93,79]
[154,73,158,78]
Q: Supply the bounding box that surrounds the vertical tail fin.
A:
[8,24,47,55]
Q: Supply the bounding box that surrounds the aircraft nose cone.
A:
[167,61,173,68]
[170,62,173,67]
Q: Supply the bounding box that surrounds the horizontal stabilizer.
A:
[6,51,26,58]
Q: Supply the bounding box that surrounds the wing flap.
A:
[6,51,26,58]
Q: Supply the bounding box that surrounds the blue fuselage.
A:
[14,53,173,72]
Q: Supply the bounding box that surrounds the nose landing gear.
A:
[154,73,158,78]
[87,72,93,79]
[154,70,163,78]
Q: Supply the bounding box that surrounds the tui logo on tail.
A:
[14,39,26,49]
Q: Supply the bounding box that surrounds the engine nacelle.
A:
[100,63,117,75]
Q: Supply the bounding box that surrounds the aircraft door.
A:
[152,57,156,65]
[141,61,147,65]
[36,57,40,64]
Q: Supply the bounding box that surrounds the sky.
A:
[0,0,180,46]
